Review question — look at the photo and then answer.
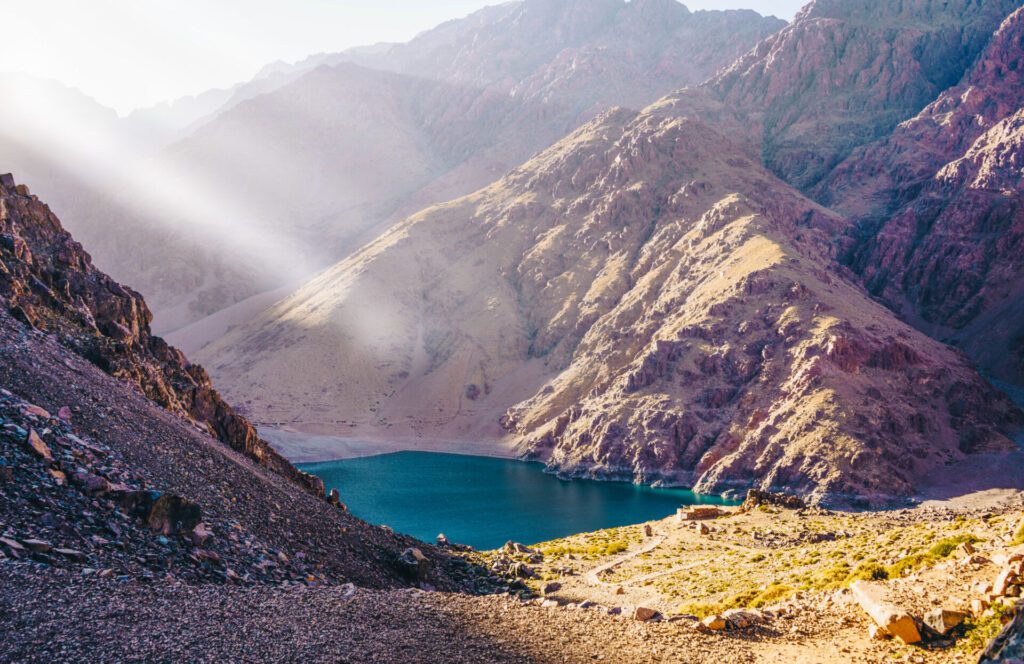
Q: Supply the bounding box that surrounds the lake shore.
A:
[259,428,519,463]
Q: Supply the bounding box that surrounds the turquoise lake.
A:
[299,452,732,550]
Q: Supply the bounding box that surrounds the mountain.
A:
[818,6,1024,386]
[656,0,1023,192]
[0,172,504,599]
[199,106,1020,504]
[38,1,783,332]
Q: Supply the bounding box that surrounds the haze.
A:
[0,0,805,114]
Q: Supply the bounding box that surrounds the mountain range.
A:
[196,0,1024,505]
[0,0,783,332]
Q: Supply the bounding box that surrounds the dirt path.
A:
[584,533,666,586]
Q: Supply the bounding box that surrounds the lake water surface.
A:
[299,452,733,550]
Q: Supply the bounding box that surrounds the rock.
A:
[54,548,86,561]
[47,468,66,485]
[189,522,212,545]
[542,582,562,596]
[973,599,991,615]
[578,600,595,609]
[396,547,430,581]
[607,607,622,616]
[73,471,111,495]
[541,599,559,608]
[996,568,1020,596]
[327,488,341,506]
[850,580,922,645]
[509,562,534,579]
[698,523,711,535]
[924,609,967,636]
[615,586,625,595]
[22,404,50,419]
[722,608,762,629]
[436,534,449,546]
[146,494,202,536]
[740,489,806,512]
[702,615,728,631]
[0,537,25,553]
[25,428,52,460]
[633,607,659,622]
[57,406,72,421]
[644,524,653,537]
[868,624,890,640]
[960,541,977,556]
[22,539,51,553]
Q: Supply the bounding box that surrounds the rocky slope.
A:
[651,0,1024,193]
[24,1,782,331]
[0,174,319,494]
[0,174,504,597]
[200,107,1021,505]
[818,7,1024,386]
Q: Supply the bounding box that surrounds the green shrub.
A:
[845,562,889,584]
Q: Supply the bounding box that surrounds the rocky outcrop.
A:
[0,175,323,496]
[201,107,1021,505]
[819,7,1024,385]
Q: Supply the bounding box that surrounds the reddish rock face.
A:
[0,176,323,496]
[820,7,1024,384]
[658,0,1022,193]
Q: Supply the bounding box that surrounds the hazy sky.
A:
[0,0,806,115]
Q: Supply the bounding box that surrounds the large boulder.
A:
[396,547,430,582]
[146,494,202,536]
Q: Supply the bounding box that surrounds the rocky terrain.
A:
[819,6,1024,386]
[0,172,503,598]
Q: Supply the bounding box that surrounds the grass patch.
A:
[957,606,1008,653]
[1010,523,1024,547]
[886,534,980,578]
[676,583,795,618]
[846,561,889,584]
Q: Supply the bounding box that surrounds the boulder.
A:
[146,494,202,536]
[995,567,1020,596]
[542,582,562,596]
[851,580,921,644]
[723,608,762,629]
[702,615,728,631]
[740,489,806,512]
[644,524,654,537]
[327,488,341,506]
[22,539,51,553]
[633,607,659,622]
[924,609,967,636]
[397,547,430,581]
[25,429,52,461]
[22,404,50,419]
